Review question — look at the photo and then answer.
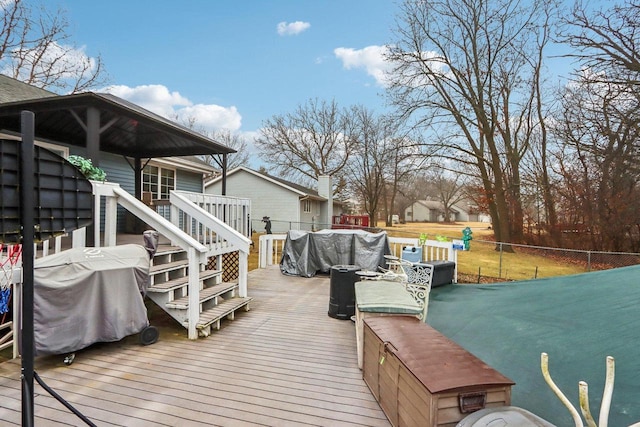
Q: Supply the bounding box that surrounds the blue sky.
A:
[49,0,401,164]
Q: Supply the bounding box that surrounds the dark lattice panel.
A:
[207,251,240,282]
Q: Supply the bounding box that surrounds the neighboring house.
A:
[0,75,230,230]
[205,167,344,233]
[405,200,467,222]
[405,199,492,223]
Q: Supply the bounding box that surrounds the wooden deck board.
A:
[0,266,390,426]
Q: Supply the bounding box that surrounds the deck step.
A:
[154,245,183,256]
[148,269,222,293]
[150,259,189,276]
[165,282,237,309]
[190,297,253,331]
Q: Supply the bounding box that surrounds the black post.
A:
[20,111,35,426]
[221,153,227,196]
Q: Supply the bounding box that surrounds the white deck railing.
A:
[170,191,251,240]
[258,233,458,282]
[169,190,251,298]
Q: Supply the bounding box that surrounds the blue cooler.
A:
[402,246,422,263]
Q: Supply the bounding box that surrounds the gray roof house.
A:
[405,199,492,223]
[405,199,467,222]
[205,167,344,233]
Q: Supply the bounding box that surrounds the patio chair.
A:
[353,261,434,369]
[383,256,434,321]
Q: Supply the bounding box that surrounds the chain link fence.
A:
[456,239,640,283]
[251,218,380,234]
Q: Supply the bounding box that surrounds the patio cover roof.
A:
[427,265,640,426]
[0,91,235,158]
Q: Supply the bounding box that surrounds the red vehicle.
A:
[332,214,370,230]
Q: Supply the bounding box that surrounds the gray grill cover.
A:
[280,229,391,277]
[33,244,151,356]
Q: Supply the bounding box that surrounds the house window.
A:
[303,199,312,213]
[143,165,175,199]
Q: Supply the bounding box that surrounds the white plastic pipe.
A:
[541,352,584,427]
[578,381,597,427]
[599,356,615,427]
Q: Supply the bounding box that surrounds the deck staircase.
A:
[146,245,252,336]
[88,182,252,339]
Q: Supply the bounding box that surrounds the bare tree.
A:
[562,1,640,85]
[173,114,252,172]
[344,107,387,226]
[256,98,357,192]
[386,0,556,245]
[548,0,640,251]
[395,171,428,221]
[0,0,107,93]
[380,133,427,226]
[206,129,251,170]
[342,106,424,227]
[428,169,467,222]
[552,72,640,251]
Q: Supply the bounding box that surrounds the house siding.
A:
[300,199,322,231]
[63,150,207,232]
[206,171,301,233]
[176,169,203,193]
[406,203,431,222]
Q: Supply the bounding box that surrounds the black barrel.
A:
[328,264,361,320]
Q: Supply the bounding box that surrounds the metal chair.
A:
[359,255,434,322]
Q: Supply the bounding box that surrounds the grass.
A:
[379,221,587,281]
[248,221,588,282]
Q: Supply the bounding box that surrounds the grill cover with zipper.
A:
[32,244,151,356]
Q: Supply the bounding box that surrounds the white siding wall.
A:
[206,171,301,233]
[405,203,431,222]
[299,199,322,231]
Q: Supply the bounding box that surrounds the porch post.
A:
[134,157,142,199]
[221,153,228,196]
[86,106,100,166]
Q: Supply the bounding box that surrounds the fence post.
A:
[587,251,591,272]
[499,242,503,278]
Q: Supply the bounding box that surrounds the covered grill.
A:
[32,243,158,357]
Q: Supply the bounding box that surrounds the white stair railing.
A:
[169,190,251,298]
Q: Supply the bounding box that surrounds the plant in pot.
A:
[67,155,106,182]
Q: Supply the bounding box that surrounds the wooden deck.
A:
[0,266,390,426]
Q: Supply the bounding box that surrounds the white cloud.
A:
[334,45,393,86]
[277,21,310,36]
[177,104,242,131]
[102,84,242,132]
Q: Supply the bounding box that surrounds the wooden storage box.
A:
[363,317,514,427]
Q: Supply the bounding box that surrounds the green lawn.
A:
[379,221,587,282]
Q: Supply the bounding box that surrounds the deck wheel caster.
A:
[139,325,159,346]
[63,353,76,366]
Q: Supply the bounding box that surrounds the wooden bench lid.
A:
[364,316,515,393]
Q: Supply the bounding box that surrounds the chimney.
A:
[318,175,333,228]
